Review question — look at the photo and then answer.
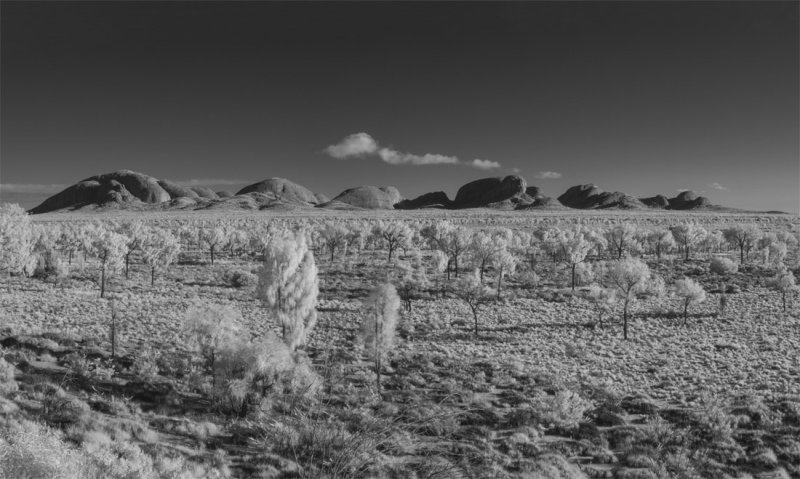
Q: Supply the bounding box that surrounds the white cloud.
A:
[0,183,67,194]
[377,148,459,166]
[676,188,689,193]
[536,171,562,179]
[324,132,379,159]
[708,182,728,191]
[324,132,500,170]
[470,159,501,170]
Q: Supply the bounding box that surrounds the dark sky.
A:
[1,1,798,213]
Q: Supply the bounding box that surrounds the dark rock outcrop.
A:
[668,191,711,210]
[558,184,645,209]
[453,175,527,209]
[216,191,233,198]
[641,195,670,208]
[31,170,170,214]
[189,187,219,200]
[323,186,402,210]
[395,191,454,210]
[157,179,199,199]
[236,178,320,205]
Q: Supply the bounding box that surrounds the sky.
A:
[1,1,798,213]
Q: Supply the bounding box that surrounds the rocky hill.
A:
[29,170,717,214]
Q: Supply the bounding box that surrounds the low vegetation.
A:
[1,207,798,477]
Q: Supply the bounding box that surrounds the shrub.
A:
[710,256,738,275]
[222,269,257,288]
[0,356,18,394]
[213,332,321,415]
[531,390,595,432]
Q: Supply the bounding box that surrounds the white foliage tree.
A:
[256,231,319,351]
[200,226,228,265]
[671,224,707,261]
[361,283,401,392]
[603,257,651,339]
[605,223,639,259]
[117,220,146,279]
[140,227,181,286]
[586,284,618,328]
[673,277,707,326]
[0,204,36,276]
[318,221,349,263]
[373,221,413,262]
[559,229,593,290]
[769,267,799,312]
[90,228,128,298]
[182,302,242,388]
[723,224,761,264]
[494,249,518,299]
[452,269,493,337]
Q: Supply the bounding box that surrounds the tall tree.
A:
[256,231,319,351]
[361,283,400,393]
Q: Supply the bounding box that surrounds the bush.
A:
[0,356,18,394]
[213,332,321,415]
[531,390,594,432]
[221,269,257,288]
[0,419,230,478]
[710,256,738,275]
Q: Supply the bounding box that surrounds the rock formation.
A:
[557,184,646,209]
[453,175,529,209]
[323,186,403,210]
[31,170,171,214]
[668,191,711,210]
[236,178,320,205]
[395,191,454,210]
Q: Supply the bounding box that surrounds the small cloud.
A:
[377,148,459,166]
[536,171,562,179]
[0,183,67,194]
[512,167,521,174]
[324,132,379,159]
[469,159,501,170]
[708,182,728,191]
[324,132,500,170]
[177,179,247,186]
[676,188,689,193]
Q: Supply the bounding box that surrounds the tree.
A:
[671,224,707,261]
[586,284,617,328]
[469,232,499,283]
[183,302,242,388]
[723,224,761,264]
[769,267,799,312]
[673,278,706,326]
[423,221,472,279]
[603,258,651,339]
[373,221,413,262]
[430,249,449,298]
[605,223,638,259]
[0,204,35,276]
[361,283,400,393]
[256,231,319,351]
[559,229,593,290]
[140,227,181,286]
[318,221,349,263]
[392,251,429,312]
[452,269,492,337]
[118,220,146,279]
[494,249,518,299]
[200,226,228,265]
[90,228,127,298]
